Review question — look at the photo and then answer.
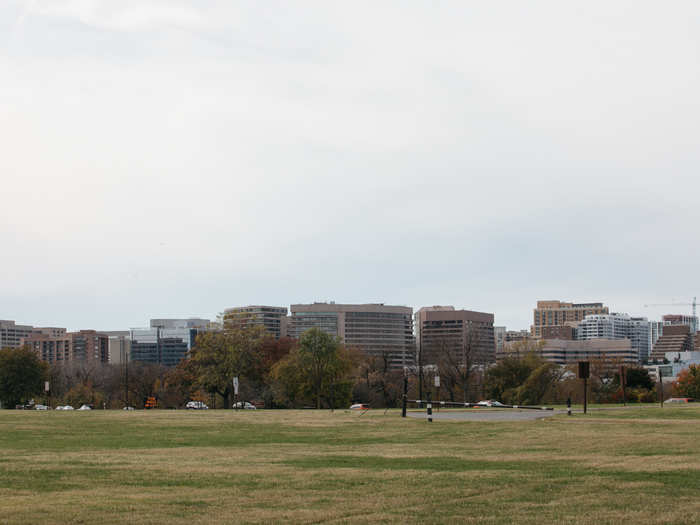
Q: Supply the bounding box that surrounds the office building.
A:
[129,326,198,367]
[23,330,109,364]
[415,306,495,367]
[289,303,414,368]
[531,301,608,338]
[107,333,131,365]
[575,313,650,363]
[223,306,288,338]
[650,326,700,361]
[1,320,66,349]
[540,339,637,366]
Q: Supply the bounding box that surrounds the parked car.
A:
[476,400,506,407]
[349,403,370,410]
[78,404,92,411]
[664,397,697,404]
[123,406,136,411]
[34,404,50,410]
[55,405,74,411]
[232,401,256,410]
[186,401,209,410]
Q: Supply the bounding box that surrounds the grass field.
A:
[1,407,699,524]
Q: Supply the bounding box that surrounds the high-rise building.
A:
[575,313,650,363]
[0,320,35,349]
[23,330,109,364]
[289,303,414,369]
[129,327,198,367]
[1,320,66,349]
[531,301,608,338]
[494,326,506,356]
[107,333,131,365]
[415,306,495,367]
[223,306,288,339]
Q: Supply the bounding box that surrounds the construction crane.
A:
[643,297,697,352]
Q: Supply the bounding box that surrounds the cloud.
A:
[1,1,700,330]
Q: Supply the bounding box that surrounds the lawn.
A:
[0,407,699,524]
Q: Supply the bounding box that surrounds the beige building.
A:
[1,320,66,349]
[289,303,414,368]
[223,306,289,339]
[540,338,637,366]
[415,306,495,367]
[23,330,109,364]
[531,300,608,338]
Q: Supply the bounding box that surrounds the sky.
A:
[2,1,700,332]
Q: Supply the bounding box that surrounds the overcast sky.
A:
[2,1,699,332]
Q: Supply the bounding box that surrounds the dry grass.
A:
[1,407,699,524]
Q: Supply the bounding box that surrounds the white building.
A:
[576,313,650,363]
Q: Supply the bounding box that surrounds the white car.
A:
[232,401,256,410]
[123,406,136,411]
[34,404,50,410]
[349,403,370,410]
[56,405,74,411]
[476,400,506,407]
[78,404,92,411]
[186,401,209,410]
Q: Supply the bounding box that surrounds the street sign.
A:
[233,376,239,395]
[578,361,590,379]
[434,375,440,388]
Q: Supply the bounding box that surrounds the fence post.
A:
[427,391,433,423]
[401,376,408,418]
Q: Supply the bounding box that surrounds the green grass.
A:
[1,407,699,524]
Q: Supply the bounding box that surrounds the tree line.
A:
[1,328,691,409]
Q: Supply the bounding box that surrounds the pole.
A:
[418,355,423,409]
[659,367,664,408]
[401,376,408,418]
[620,365,626,406]
[427,391,433,423]
[583,378,588,415]
[566,394,571,416]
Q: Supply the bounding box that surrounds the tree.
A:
[672,365,700,399]
[484,351,559,405]
[189,325,268,408]
[272,328,354,409]
[432,324,485,403]
[0,347,48,408]
[623,367,654,391]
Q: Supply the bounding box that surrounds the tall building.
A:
[575,313,650,363]
[650,325,699,361]
[494,326,506,356]
[1,320,66,349]
[531,301,608,338]
[415,306,495,367]
[223,306,288,339]
[23,330,109,364]
[106,332,131,365]
[129,327,198,367]
[289,303,414,369]
[0,320,35,349]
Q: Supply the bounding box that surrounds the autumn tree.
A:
[672,364,700,399]
[0,347,48,408]
[272,328,355,409]
[189,325,269,408]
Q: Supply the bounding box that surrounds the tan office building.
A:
[531,300,608,338]
[289,303,414,369]
[415,306,495,367]
[23,330,109,364]
[540,338,637,366]
[223,306,289,339]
